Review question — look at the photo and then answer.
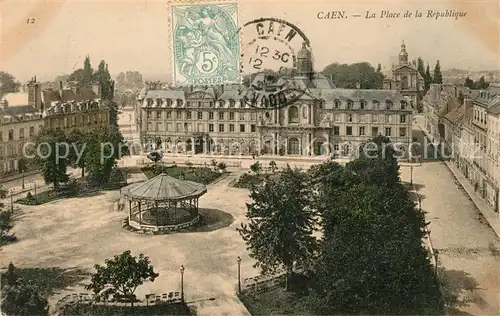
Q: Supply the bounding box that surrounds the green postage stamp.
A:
[171,3,240,86]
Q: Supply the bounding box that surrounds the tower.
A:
[27,76,42,110]
[296,42,313,77]
[399,41,408,65]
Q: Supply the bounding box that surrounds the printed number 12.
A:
[27,18,35,24]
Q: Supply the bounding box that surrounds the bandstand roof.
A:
[122,173,207,202]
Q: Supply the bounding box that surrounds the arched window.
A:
[386,100,393,109]
[334,99,341,109]
[400,100,407,110]
[347,99,353,109]
[360,100,366,110]
[372,100,379,109]
[288,137,300,155]
[156,99,163,107]
[318,99,325,109]
[219,100,226,107]
[229,100,235,107]
[147,99,153,107]
[289,106,299,123]
[177,99,183,107]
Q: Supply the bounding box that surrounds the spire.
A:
[399,40,408,65]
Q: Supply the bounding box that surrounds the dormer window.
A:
[230,100,235,107]
[334,99,341,109]
[147,99,154,107]
[347,100,353,109]
[372,100,379,109]
[360,100,366,110]
[156,99,163,107]
[400,101,407,110]
[220,100,226,107]
[178,99,183,107]
[318,99,325,109]
[385,100,393,109]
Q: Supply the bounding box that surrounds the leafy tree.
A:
[475,76,489,89]
[0,203,16,244]
[67,129,88,178]
[322,62,384,89]
[147,151,162,163]
[417,57,426,79]
[82,56,93,87]
[68,69,85,83]
[33,129,69,190]
[250,161,261,174]
[424,64,432,91]
[84,125,126,186]
[433,60,443,84]
[0,71,21,95]
[269,160,277,173]
[1,279,49,316]
[464,76,474,89]
[238,166,318,290]
[85,250,159,306]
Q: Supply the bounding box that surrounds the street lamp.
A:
[180,265,185,303]
[410,165,414,185]
[237,256,242,294]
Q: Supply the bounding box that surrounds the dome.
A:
[297,42,311,59]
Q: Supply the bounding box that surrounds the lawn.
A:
[232,173,280,189]
[59,302,194,316]
[141,165,223,185]
[240,287,313,315]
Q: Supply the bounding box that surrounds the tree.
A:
[424,64,432,91]
[417,57,426,79]
[67,129,88,178]
[0,202,16,244]
[85,250,159,306]
[376,63,382,73]
[475,76,489,89]
[147,151,162,163]
[433,60,443,84]
[464,76,474,89]
[82,56,93,87]
[0,71,21,95]
[250,161,261,175]
[238,166,318,290]
[322,62,383,89]
[1,279,49,316]
[269,160,277,173]
[33,129,69,190]
[68,69,85,83]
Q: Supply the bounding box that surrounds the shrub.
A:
[26,192,33,200]
[217,162,227,172]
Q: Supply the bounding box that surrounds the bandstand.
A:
[121,173,207,233]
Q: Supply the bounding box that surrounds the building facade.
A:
[137,44,413,158]
[0,97,44,174]
[383,42,425,109]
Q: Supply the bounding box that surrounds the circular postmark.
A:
[235,18,313,109]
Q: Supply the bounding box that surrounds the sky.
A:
[1,0,499,83]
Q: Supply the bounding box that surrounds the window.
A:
[334,99,341,109]
[360,100,366,110]
[400,127,407,137]
[251,125,256,132]
[19,128,24,139]
[372,100,379,109]
[347,100,353,109]
[186,111,192,119]
[333,126,340,135]
[360,114,366,123]
[29,127,34,137]
[147,122,153,131]
[346,126,353,136]
[219,124,224,132]
[239,112,245,120]
[147,111,152,119]
[8,129,13,141]
[240,124,245,132]
[385,127,392,136]
[176,111,182,119]
[157,112,162,119]
[400,115,406,124]
[288,106,299,123]
[401,101,407,110]
[147,99,153,107]
[229,112,235,120]
[359,126,365,136]
[229,124,234,132]
[372,127,379,136]
[157,122,163,131]
[348,115,353,122]
[385,115,391,123]
[219,112,224,120]
[386,100,393,109]
[209,124,214,132]
[219,100,225,107]
[157,99,163,107]
[209,112,214,120]
[176,123,182,131]
[198,112,203,119]
[333,144,340,151]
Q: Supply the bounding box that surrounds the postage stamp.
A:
[170,2,240,86]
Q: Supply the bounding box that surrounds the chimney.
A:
[454,86,457,98]
[463,98,472,121]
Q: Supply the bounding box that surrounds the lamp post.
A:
[10,189,13,212]
[237,256,242,294]
[180,265,185,303]
[410,165,413,185]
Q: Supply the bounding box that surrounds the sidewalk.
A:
[415,122,500,238]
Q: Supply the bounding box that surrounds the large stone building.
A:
[137,44,413,158]
[384,42,425,109]
[0,93,44,174]
[0,77,109,175]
